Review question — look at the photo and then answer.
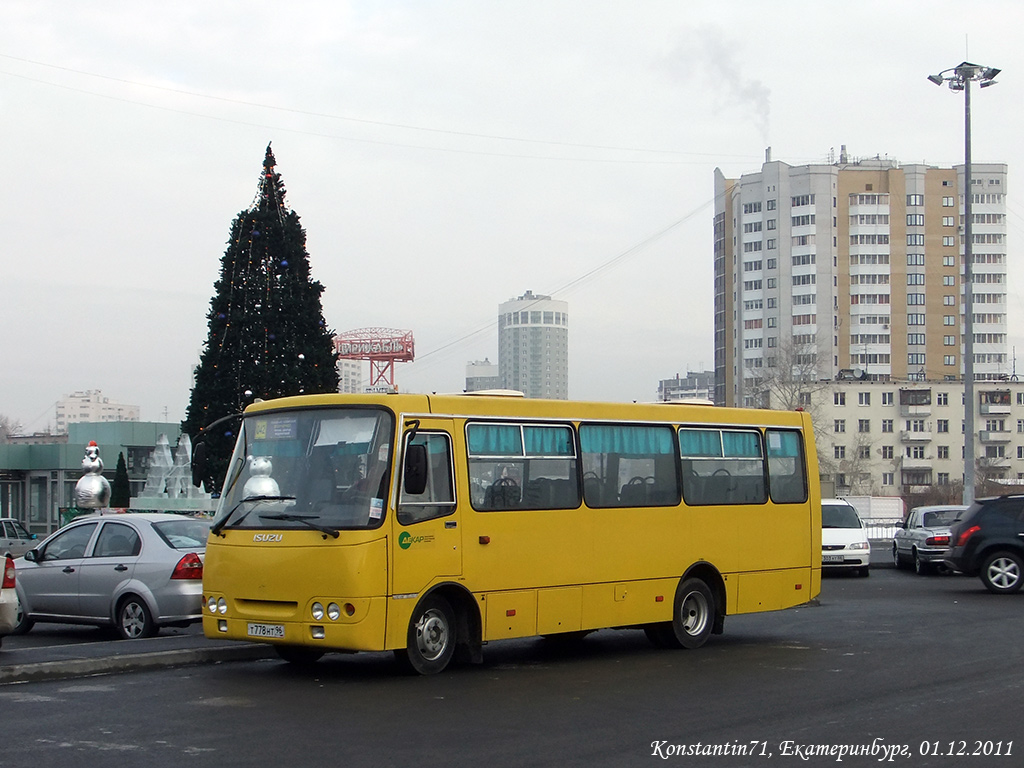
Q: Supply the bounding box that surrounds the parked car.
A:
[945,495,1024,594]
[822,498,871,577]
[893,504,968,574]
[12,513,210,639]
[0,555,16,647]
[1,517,37,557]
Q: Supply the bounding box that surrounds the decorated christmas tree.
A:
[182,144,339,492]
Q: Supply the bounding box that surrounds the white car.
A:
[1,555,16,647]
[822,498,871,577]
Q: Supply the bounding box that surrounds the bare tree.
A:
[0,415,22,443]
[747,335,834,473]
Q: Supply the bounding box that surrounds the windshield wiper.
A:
[211,495,297,537]
[259,513,340,539]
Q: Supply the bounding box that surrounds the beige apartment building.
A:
[714,149,1010,499]
[812,378,1023,501]
[714,149,1008,407]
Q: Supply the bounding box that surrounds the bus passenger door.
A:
[391,421,462,597]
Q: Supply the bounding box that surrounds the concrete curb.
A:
[0,643,276,685]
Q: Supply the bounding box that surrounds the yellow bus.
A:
[200,392,821,674]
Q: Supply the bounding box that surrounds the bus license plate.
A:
[822,554,844,563]
[247,622,285,638]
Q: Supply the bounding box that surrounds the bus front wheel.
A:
[396,594,456,675]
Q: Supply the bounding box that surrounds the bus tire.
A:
[396,594,456,675]
[668,577,715,649]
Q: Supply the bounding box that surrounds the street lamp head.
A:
[982,67,1001,81]
[980,79,998,89]
[927,73,945,86]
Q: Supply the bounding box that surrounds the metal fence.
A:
[864,519,903,541]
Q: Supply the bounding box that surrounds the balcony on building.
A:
[980,430,1012,444]
[899,388,932,417]
[979,389,1011,415]
[900,429,933,443]
[901,456,933,471]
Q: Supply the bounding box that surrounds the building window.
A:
[835,392,846,406]
[882,445,894,459]
[943,236,956,247]
[944,355,956,366]
[907,273,925,286]
[882,392,893,406]
[858,392,871,406]
[942,196,954,207]
[937,392,949,406]
[937,419,949,433]
[907,194,925,206]
[882,419,894,433]
[882,472,894,486]
[834,445,846,459]
[907,214,925,226]
[937,473,950,485]
[834,419,846,433]
[858,419,870,433]
[938,446,949,460]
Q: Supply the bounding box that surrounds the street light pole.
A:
[928,62,1000,506]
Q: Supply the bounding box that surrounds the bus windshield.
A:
[214,407,395,531]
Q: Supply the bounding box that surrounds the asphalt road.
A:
[2,563,1022,768]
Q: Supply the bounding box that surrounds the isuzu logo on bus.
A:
[253,533,283,542]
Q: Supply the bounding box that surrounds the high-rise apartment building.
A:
[498,291,569,399]
[55,390,140,434]
[714,149,1008,407]
[465,359,501,392]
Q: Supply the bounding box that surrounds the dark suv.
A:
[944,495,1024,594]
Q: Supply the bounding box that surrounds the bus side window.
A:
[398,433,456,524]
[767,429,807,503]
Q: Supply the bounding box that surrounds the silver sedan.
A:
[893,505,967,574]
[12,513,209,640]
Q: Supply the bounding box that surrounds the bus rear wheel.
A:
[671,578,715,649]
[395,594,456,675]
[644,577,716,650]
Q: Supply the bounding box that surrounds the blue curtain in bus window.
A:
[722,431,762,457]
[679,429,722,457]
[523,426,574,456]
[580,425,674,456]
[767,429,807,503]
[467,424,523,456]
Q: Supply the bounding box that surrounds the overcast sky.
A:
[3,1,1023,432]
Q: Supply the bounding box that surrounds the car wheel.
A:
[913,550,931,575]
[980,551,1024,594]
[275,645,324,665]
[116,595,157,640]
[892,544,905,569]
[858,566,870,578]
[395,594,456,675]
[12,594,33,635]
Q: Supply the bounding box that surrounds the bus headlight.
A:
[311,602,325,621]
[218,597,228,614]
[207,597,217,613]
[327,603,341,621]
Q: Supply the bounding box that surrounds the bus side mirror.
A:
[404,444,428,495]
[192,442,208,488]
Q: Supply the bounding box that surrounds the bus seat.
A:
[618,480,648,506]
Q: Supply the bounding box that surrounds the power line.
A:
[406,195,714,376]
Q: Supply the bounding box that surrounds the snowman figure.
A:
[242,455,280,498]
[74,440,112,508]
